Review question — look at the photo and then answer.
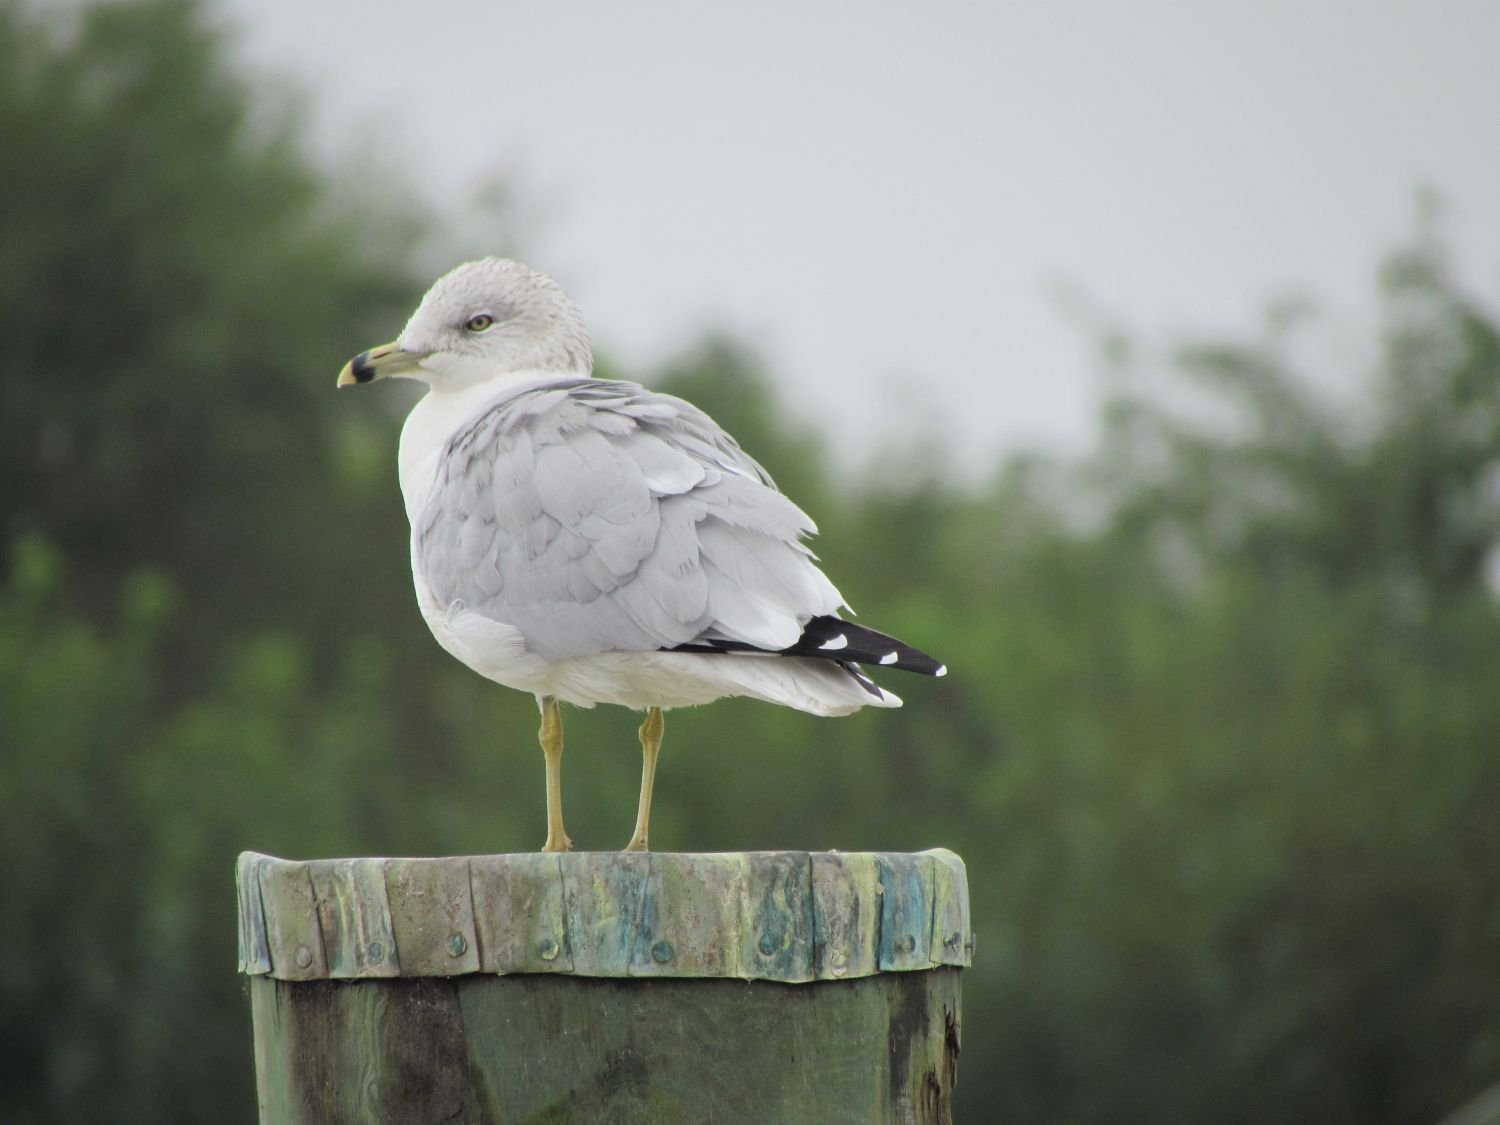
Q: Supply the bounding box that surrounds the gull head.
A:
[338,258,592,390]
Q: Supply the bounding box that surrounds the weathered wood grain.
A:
[250,968,962,1124]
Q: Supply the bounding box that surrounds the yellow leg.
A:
[538,695,573,853]
[624,707,665,852]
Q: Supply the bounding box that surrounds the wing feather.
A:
[415,378,843,662]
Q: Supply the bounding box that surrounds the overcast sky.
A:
[217,0,1500,474]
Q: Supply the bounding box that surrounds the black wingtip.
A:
[782,616,946,676]
[670,616,946,677]
[837,659,892,701]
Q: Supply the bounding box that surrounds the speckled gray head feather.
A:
[399,257,593,375]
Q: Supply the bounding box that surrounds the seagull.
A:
[337,258,945,852]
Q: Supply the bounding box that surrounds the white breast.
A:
[396,370,574,522]
[398,370,582,694]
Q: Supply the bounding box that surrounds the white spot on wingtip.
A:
[879,652,898,665]
[819,634,849,651]
[935,665,948,677]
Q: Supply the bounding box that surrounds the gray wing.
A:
[415,379,846,661]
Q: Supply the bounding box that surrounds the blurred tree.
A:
[0,0,422,660]
[0,1,437,1118]
[932,223,1500,1123]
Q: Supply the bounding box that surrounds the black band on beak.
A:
[347,351,378,383]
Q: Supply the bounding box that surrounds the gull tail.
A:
[778,616,947,677]
[671,615,946,678]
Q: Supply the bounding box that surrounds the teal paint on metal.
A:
[384,857,480,977]
[811,851,881,979]
[877,852,933,973]
[563,849,651,976]
[260,858,325,981]
[307,858,399,978]
[929,848,972,967]
[235,852,270,976]
[470,850,573,974]
[238,849,972,984]
[747,851,815,982]
[627,851,749,978]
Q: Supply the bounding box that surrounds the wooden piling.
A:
[238,849,971,1123]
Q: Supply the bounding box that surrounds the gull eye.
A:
[464,313,495,332]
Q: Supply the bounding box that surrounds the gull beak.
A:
[336,341,425,387]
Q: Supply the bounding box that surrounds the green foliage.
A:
[2,2,1499,1121]
[0,0,422,651]
[935,228,1500,1122]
